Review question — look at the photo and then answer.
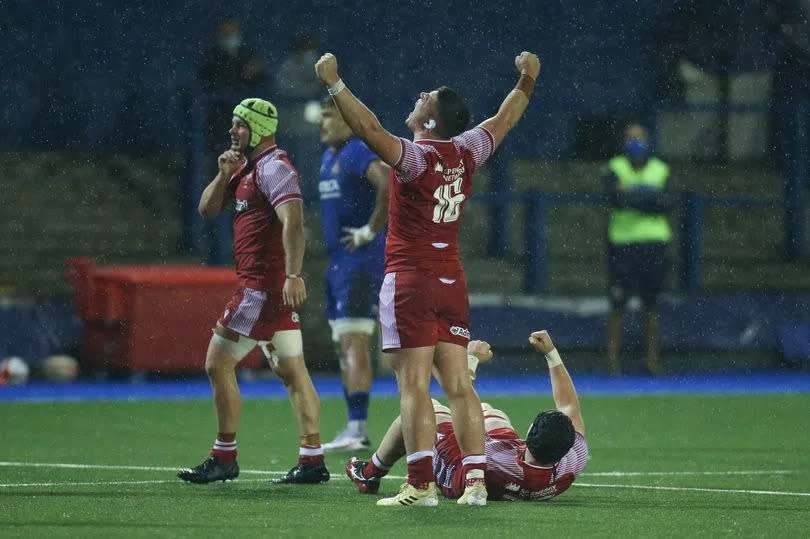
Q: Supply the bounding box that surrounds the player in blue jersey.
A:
[318,97,391,451]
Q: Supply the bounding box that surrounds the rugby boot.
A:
[376,482,438,507]
[457,478,488,506]
[177,455,239,484]
[345,457,381,494]
[323,426,371,452]
[271,461,330,484]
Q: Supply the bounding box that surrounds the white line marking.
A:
[575,482,810,497]
[0,461,283,475]
[0,461,796,478]
[584,470,795,477]
[0,479,270,488]
[1,461,807,498]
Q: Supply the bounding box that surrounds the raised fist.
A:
[515,51,541,79]
[468,339,494,364]
[217,150,244,176]
[528,330,555,355]
[315,53,340,87]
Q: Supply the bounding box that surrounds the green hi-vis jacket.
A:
[607,155,672,245]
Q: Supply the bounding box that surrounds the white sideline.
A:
[0,479,269,488]
[1,461,808,497]
[585,470,795,477]
[575,482,810,497]
[0,461,795,478]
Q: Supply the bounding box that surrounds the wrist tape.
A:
[545,348,562,368]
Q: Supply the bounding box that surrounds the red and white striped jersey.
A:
[484,431,589,501]
[385,127,494,275]
[434,429,590,501]
[228,145,302,291]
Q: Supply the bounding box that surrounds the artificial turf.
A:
[2,393,809,537]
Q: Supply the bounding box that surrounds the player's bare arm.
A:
[198,150,244,218]
[466,339,493,382]
[315,53,402,166]
[479,51,541,151]
[340,160,390,251]
[276,200,307,309]
[431,339,492,387]
[363,160,390,234]
[529,330,585,435]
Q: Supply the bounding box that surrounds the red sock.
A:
[299,444,324,466]
[211,439,237,463]
[461,454,487,483]
[406,452,434,488]
[363,452,391,478]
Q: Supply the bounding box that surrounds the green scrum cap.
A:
[233,98,279,148]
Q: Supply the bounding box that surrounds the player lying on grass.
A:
[346,330,589,503]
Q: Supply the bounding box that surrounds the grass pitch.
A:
[2,393,809,538]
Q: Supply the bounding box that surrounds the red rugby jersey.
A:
[228,146,301,291]
[385,127,494,275]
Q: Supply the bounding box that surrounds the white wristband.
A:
[327,79,346,96]
[545,348,563,368]
[467,353,480,375]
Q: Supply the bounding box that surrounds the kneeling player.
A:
[346,330,588,503]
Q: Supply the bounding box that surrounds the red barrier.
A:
[66,258,261,372]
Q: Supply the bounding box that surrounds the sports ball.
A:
[0,357,30,385]
[42,355,80,382]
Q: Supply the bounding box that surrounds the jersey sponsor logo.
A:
[526,485,559,500]
[235,199,249,212]
[450,326,470,339]
[319,178,341,200]
[441,161,465,183]
[291,312,300,323]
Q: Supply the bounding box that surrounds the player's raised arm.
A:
[315,53,403,167]
[431,339,492,388]
[478,52,541,151]
[528,330,585,435]
[199,150,243,218]
[466,340,494,382]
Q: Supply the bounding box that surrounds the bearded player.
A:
[178,98,329,485]
[347,330,589,503]
[315,51,541,506]
[318,98,390,452]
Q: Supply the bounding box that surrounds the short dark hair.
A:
[435,86,470,138]
[525,410,576,464]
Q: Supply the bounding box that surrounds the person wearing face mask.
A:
[199,19,267,156]
[199,19,266,93]
[602,124,674,377]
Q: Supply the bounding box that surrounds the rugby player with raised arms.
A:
[315,50,541,506]
[347,330,590,503]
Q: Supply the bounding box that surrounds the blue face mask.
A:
[219,35,242,55]
[625,138,649,160]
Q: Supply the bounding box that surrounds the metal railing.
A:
[185,94,808,294]
[476,191,788,295]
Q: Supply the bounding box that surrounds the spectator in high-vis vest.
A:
[602,124,674,376]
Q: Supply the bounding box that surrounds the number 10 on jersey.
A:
[432,178,465,223]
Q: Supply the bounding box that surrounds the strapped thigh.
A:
[210,332,257,362]
[271,329,303,359]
